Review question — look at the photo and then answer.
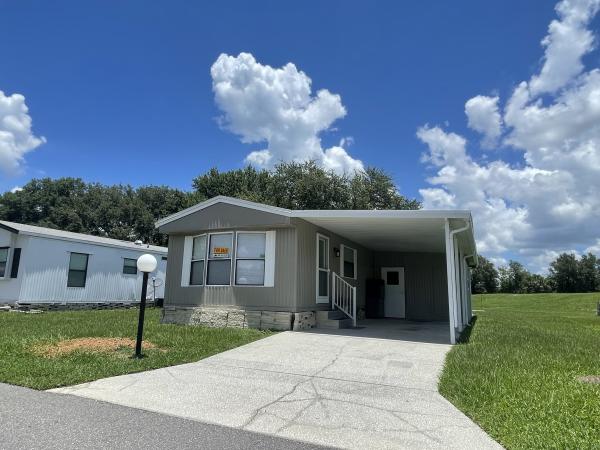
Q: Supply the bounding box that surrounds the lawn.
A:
[439,293,600,450]
[0,308,272,390]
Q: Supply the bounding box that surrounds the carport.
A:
[296,210,478,344]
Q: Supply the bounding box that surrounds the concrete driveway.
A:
[52,322,501,449]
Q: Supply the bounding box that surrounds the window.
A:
[341,245,357,279]
[235,232,266,285]
[123,258,137,275]
[316,234,329,303]
[0,247,8,278]
[67,252,88,287]
[207,233,233,285]
[190,235,206,285]
[10,248,21,278]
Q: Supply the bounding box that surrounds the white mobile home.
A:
[0,221,167,307]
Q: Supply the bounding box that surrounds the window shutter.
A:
[264,231,276,287]
[181,236,193,287]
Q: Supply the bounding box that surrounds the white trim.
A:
[316,233,330,304]
[340,244,357,280]
[264,231,275,287]
[181,236,193,287]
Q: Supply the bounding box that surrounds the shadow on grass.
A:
[457,315,478,344]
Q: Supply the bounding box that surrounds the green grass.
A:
[0,308,273,390]
[439,293,600,450]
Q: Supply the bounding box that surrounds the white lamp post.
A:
[134,253,157,358]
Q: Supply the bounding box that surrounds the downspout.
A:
[445,219,471,344]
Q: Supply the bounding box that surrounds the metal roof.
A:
[0,220,167,254]
[154,196,477,257]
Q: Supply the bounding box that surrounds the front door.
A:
[381,267,405,318]
[316,234,330,304]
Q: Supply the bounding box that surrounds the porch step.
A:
[316,310,353,329]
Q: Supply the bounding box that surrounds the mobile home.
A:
[0,221,167,307]
[156,196,477,344]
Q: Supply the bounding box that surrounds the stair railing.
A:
[331,271,357,327]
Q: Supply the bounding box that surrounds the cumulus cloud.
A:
[465,95,502,148]
[211,52,364,174]
[0,91,45,175]
[418,0,600,272]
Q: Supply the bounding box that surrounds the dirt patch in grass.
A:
[32,337,160,358]
[576,375,600,384]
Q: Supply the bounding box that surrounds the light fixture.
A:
[334,247,340,257]
[134,253,157,358]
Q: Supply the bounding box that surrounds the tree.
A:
[523,273,552,293]
[549,253,581,293]
[192,161,420,210]
[578,253,600,292]
[498,260,530,293]
[470,255,498,294]
[0,178,190,246]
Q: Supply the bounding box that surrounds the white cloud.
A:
[9,186,22,193]
[465,95,502,148]
[530,0,600,95]
[0,91,45,175]
[585,239,600,254]
[418,0,600,270]
[211,53,364,174]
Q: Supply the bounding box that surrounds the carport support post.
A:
[445,219,457,344]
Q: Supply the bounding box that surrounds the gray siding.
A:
[294,218,372,311]
[372,252,449,321]
[159,203,290,234]
[164,227,298,311]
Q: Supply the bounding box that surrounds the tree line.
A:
[0,162,420,246]
[471,253,600,294]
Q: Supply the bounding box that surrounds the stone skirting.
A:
[161,306,317,331]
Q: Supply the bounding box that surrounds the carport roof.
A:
[156,196,477,257]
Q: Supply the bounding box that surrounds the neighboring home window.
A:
[67,252,89,287]
[123,258,137,275]
[10,248,21,278]
[0,247,8,278]
[235,232,266,285]
[190,235,206,285]
[341,245,357,279]
[207,233,233,285]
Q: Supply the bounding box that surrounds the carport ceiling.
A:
[298,216,450,252]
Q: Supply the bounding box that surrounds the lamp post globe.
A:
[137,253,157,273]
[134,253,157,358]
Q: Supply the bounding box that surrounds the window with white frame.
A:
[206,233,233,285]
[341,245,357,279]
[235,232,266,285]
[189,235,206,285]
[0,247,8,278]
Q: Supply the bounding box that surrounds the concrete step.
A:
[316,317,354,329]
[316,309,348,320]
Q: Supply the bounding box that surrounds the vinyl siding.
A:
[164,227,297,311]
[15,236,167,303]
[158,203,291,234]
[372,252,449,321]
[293,218,372,311]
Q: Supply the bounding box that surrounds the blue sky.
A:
[2,0,600,270]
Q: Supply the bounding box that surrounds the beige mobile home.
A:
[157,196,477,343]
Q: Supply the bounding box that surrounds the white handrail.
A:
[331,272,357,326]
